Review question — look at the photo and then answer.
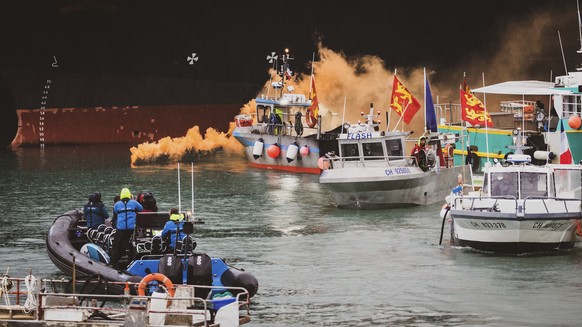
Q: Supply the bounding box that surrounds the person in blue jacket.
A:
[109,188,143,269]
[83,192,109,229]
[162,208,186,251]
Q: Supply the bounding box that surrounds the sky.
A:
[1,0,579,86]
[3,0,582,153]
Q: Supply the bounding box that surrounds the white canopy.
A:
[472,81,573,95]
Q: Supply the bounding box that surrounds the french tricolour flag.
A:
[560,120,573,164]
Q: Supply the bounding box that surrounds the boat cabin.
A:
[481,164,582,200]
[337,129,407,163]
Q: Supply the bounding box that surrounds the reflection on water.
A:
[1,145,582,326]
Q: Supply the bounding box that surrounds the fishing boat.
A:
[0,274,251,326]
[319,105,470,209]
[441,150,582,254]
[46,209,259,299]
[232,50,341,174]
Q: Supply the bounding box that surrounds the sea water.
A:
[0,145,581,326]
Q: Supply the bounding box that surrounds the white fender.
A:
[286,143,299,163]
[252,139,264,160]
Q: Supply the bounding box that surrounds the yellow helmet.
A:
[120,188,132,199]
[418,136,426,145]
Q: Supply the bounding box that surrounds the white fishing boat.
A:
[319,105,470,209]
[0,274,251,326]
[232,50,341,174]
[442,151,582,254]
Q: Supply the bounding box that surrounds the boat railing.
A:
[246,112,323,137]
[453,196,582,218]
[522,196,582,218]
[0,276,251,325]
[323,155,413,169]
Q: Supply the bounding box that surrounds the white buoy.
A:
[286,142,299,163]
[252,138,264,159]
[149,287,168,325]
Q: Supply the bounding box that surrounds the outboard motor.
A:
[187,253,212,298]
[158,254,183,284]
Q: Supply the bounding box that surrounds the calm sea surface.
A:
[1,145,581,326]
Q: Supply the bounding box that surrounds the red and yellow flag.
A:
[460,89,493,127]
[390,76,421,124]
[306,77,319,128]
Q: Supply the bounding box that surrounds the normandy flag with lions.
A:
[460,88,493,127]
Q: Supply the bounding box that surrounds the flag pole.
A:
[341,96,347,134]
[423,67,427,134]
[482,72,490,164]
[392,102,410,132]
[309,52,315,96]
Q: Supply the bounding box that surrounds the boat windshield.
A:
[363,142,384,159]
[490,172,518,198]
[554,168,582,199]
[385,139,403,158]
[341,143,360,160]
[520,172,547,198]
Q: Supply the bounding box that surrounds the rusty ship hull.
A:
[2,69,261,148]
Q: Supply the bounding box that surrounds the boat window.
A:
[562,95,582,117]
[341,143,360,160]
[256,105,271,123]
[490,172,518,198]
[520,172,547,198]
[363,142,384,159]
[385,139,403,158]
[554,169,582,199]
[482,174,490,195]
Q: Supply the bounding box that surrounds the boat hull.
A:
[46,211,141,293]
[450,207,580,253]
[233,129,338,174]
[320,165,469,209]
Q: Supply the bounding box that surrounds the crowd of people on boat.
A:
[83,188,190,270]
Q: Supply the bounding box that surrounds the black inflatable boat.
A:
[46,210,258,297]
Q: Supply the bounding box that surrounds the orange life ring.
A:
[137,273,175,297]
[306,107,318,128]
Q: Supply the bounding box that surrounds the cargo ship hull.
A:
[12,104,242,147]
[1,69,262,148]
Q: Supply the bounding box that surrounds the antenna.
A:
[191,162,194,217]
[578,0,582,53]
[177,162,181,213]
[558,30,568,75]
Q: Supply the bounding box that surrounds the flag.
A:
[425,77,437,132]
[390,76,421,124]
[560,120,573,164]
[460,89,493,127]
[283,62,292,80]
[306,77,319,127]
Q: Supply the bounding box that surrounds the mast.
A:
[482,72,490,164]
[578,0,582,53]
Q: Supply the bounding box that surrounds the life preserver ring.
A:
[306,107,318,128]
[137,273,174,297]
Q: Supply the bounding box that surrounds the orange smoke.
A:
[130,8,560,167]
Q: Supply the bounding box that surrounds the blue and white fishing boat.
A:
[232,50,342,174]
